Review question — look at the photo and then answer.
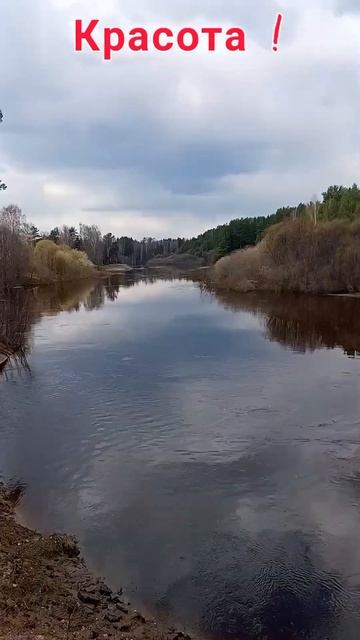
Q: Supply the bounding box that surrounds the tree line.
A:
[213,215,360,294]
[2,104,360,271]
[0,205,94,288]
[40,183,360,269]
[182,184,360,258]
[0,202,187,288]
[46,225,186,266]
[2,179,360,290]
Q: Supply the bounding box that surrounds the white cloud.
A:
[0,0,359,237]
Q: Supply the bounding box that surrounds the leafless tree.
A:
[59,225,72,246]
[0,224,30,288]
[0,204,25,233]
[79,223,103,265]
[0,205,31,288]
[312,194,319,226]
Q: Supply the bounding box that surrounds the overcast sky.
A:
[0,0,360,239]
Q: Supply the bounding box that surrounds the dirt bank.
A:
[0,484,191,640]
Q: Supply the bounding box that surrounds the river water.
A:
[1,274,360,639]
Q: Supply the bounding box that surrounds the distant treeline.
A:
[0,205,187,288]
[209,184,360,294]
[46,225,186,267]
[182,215,277,257]
[183,184,360,258]
[213,217,360,294]
[26,184,360,269]
[1,183,360,290]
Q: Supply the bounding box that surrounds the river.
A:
[1,274,360,639]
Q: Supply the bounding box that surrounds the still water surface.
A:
[1,275,360,639]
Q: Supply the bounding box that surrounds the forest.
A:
[212,185,360,294]
[183,184,360,258]
[1,182,360,290]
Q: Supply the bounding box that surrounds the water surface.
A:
[1,275,360,639]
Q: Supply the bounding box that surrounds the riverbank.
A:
[211,218,360,294]
[146,254,207,270]
[0,264,133,293]
[0,484,191,640]
[99,264,133,275]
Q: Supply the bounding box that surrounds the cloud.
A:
[335,0,360,14]
[0,0,359,237]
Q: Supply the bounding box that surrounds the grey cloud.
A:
[335,0,360,13]
[2,119,268,196]
[0,0,360,236]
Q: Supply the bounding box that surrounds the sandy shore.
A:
[0,484,191,640]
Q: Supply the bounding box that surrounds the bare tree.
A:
[0,205,31,288]
[312,194,318,226]
[59,225,73,247]
[0,224,30,288]
[79,223,103,265]
[0,204,25,233]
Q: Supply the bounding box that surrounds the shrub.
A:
[213,218,360,294]
[33,240,94,283]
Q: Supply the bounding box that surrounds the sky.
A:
[0,0,360,239]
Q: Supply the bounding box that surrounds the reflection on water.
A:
[1,276,360,639]
[0,275,137,376]
[3,279,360,378]
[204,286,360,356]
[0,289,34,377]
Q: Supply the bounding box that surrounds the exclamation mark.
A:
[273,13,283,51]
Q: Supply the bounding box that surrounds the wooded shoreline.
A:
[3,182,360,295]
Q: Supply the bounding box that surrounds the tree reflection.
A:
[0,289,35,376]
[0,277,145,376]
[205,286,360,356]
[3,278,360,379]
[0,280,121,376]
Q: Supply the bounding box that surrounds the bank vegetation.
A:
[213,217,360,294]
[0,205,95,289]
[3,183,360,293]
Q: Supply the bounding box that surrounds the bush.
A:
[213,218,360,294]
[33,240,94,283]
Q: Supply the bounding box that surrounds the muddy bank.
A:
[0,484,191,640]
